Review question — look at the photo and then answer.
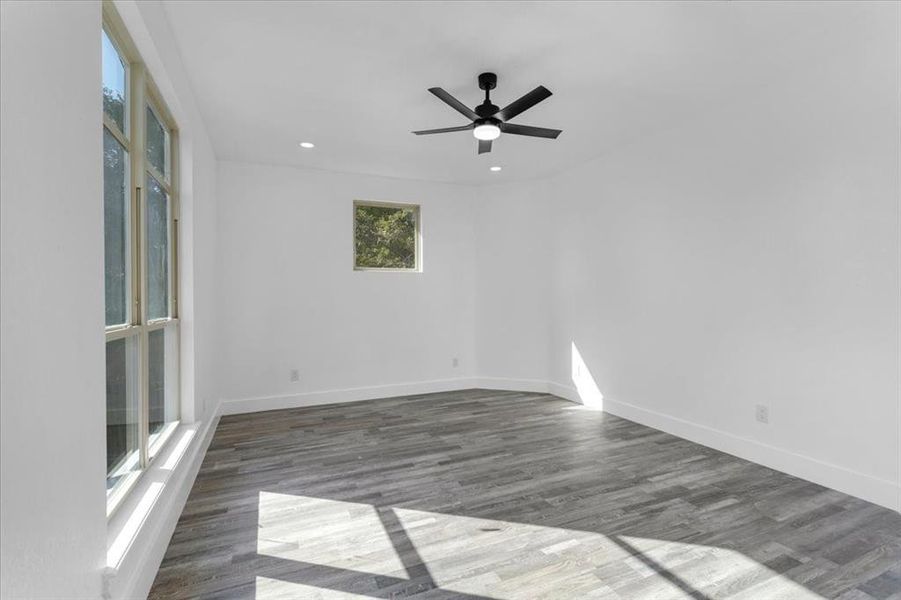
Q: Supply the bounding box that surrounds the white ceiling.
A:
[162,1,881,185]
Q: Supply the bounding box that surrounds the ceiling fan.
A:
[413,72,562,155]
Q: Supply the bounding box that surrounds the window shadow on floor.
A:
[608,535,712,600]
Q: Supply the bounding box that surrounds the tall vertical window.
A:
[103,9,180,514]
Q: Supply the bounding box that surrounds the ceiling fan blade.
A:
[478,139,492,154]
[412,124,475,135]
[497,86,552,122]
[428,87,479,121]
[499,122,562,139]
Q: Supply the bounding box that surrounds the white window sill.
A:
[106,421,181,518]
[103,412,218,599]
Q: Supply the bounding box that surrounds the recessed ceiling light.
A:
[299,142,315,149]
[490,166,502,172]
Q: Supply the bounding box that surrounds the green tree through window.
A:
[354,203,419,270]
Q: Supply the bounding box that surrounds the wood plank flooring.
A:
[149,389,901,599]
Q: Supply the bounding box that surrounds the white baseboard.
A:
[220,377,572,417]
[599,396,901,513]
[547,381,580,403]
[219,377,480,415]
[105,402,222,600]
[472,379,584,405]
[474,377,553,394]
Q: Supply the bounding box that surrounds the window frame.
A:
[352,200,422,273]
[103,3,181,517]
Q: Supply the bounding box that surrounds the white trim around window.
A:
[103,1,181,517]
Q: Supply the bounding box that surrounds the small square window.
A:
[353,201,420,271]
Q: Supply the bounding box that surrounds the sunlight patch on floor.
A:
[614,535,823,599]
[257,492,408,579]
[255,576,376,600]
[256,492,826,599]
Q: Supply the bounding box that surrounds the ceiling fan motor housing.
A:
[478,72,497,91]
[475,106,500,119]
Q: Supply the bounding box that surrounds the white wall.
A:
[476,6,901,509]
[184,127,220,422]
[216,162,476,411]
[0,2,107,597]
[474,180,552,388]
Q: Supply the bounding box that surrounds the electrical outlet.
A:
[290,369,300,383]
[452,357,459,368]
[755,404,769,424]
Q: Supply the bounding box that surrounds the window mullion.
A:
[171,219,179,319]
[131,61,150,471]
[146,164,169,193]
[170,129,180,321]
[103,115,129,149]
[106,324,138,342]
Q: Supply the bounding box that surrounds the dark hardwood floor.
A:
[149,389,901,599]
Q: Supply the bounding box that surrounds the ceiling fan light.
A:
[473,124,501,141]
